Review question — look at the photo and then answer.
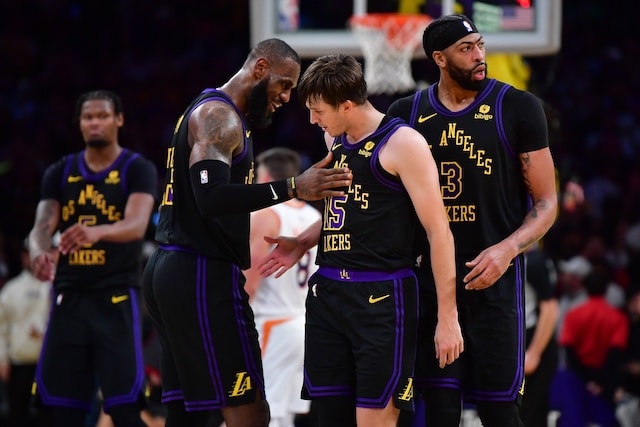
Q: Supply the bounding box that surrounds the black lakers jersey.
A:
[155,89,255,268]
[317,116,417,271]
[388,79,549,259]
[40,148,157,290]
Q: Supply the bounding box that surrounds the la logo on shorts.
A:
[228,371,252,397]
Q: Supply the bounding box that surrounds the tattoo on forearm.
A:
[34,200,58,248]
[518,199,550,251]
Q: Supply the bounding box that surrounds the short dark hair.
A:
[297,54,368,108]
[583,264,610,297]
[74,90,123,121]
[256,147,301,180]
[246,38,301,67]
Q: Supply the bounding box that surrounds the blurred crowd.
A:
[0,0,639,425]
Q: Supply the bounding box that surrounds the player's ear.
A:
[432,51,446,67]
[254,57,270,80]
[341,100,354,113]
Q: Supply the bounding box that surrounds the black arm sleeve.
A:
[190,159,291,217]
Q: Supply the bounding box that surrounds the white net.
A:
[350,14,431,95]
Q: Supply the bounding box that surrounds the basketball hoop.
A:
[349,13,432,95]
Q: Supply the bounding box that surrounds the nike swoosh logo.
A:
[269,184,278,200]
[246,130,251,138]
[417,113,437,123]
[67,175,83,183]
[368,294,390,304]
[111,295,129,304]
[332,143,342,151]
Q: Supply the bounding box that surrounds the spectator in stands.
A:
[0,239,52,427]
[558,265,629,427]
[614,286,640,427]
[520,244,560,427]
[556,255,591,334]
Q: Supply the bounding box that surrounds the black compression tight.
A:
[165,401,214,427]
[52,406,85,427]
[311,397,356,427]
[476,401,525,427]
[109,403,148,427]
[423,388,462,427]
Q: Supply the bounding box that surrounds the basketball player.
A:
[141,39,352,427]
[28,90,158,427]
[244,147,322,427]
[521,244,559,427]
[387,14,558,427]
[257,54,463,427]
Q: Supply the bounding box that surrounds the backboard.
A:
[250,0,562,58]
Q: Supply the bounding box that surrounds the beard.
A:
[449,62,486,92]
[246,79,273,129]
[86,138,109,148]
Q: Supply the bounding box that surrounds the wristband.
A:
[289,176,298,199]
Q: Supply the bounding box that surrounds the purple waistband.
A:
[316,267,413,282]
[159,244,198,255]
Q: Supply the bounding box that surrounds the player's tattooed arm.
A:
[188,102,244,167]
[28,199,61,281]
[464,148,557,290]
[517,148,558,251]
[29,199,60,254]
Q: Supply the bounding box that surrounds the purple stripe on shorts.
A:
[357,277,405,408]
[420,377,463,390]
[230,265,265,395]
[465,256,526,402]
[158,244,198,254]
[192,255,225,409]
[103,288,146,409]
[161,389,184,403]
[303,370,352,397]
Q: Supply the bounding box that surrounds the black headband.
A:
[423,14,479,60]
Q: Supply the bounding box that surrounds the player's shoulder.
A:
[193,96,238,116]
[45,151,78,175]
[500,83,543,109]
[126,150,157,170]
[387,89,424,117]
[392,121,425,139]
[387,123,428,151]
[189,98,243,134]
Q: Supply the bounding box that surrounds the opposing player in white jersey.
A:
[244,147,321,427]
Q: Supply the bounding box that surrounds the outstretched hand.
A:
[295,151,352,201]
[257,236,305,278]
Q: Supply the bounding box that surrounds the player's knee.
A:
[476,401,524,427]
[108,403,146,427]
